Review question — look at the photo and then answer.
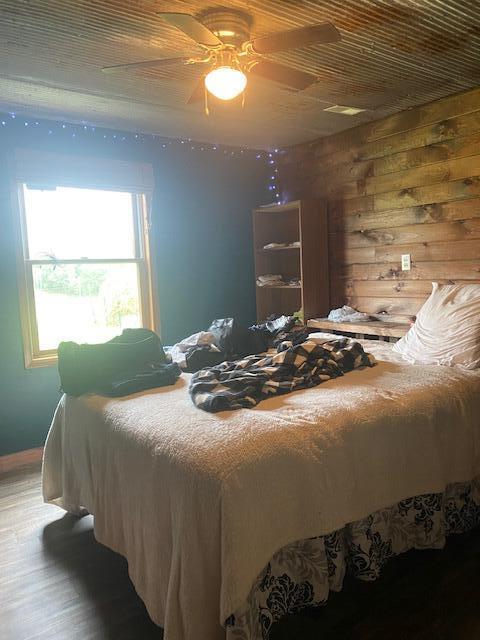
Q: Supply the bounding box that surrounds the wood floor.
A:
[2,464,480,640]
[1,462,162,640]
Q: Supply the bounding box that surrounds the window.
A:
[13,152,156,367]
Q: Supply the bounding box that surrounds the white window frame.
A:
[11,151,158,369]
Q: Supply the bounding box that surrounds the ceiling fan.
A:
[102,9,341,108]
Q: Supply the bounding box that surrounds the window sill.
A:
[26,353,58,369]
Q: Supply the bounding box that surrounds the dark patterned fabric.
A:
[226,477,480,640]
[190,338,376,412]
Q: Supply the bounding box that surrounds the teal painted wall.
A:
[0,119,270,455]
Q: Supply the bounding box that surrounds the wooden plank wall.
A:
[279,86,480,321]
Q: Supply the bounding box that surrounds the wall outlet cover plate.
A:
[401,254,411,271]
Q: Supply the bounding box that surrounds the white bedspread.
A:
[42,339,480,640]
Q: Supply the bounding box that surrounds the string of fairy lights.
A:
[0,111,283,205]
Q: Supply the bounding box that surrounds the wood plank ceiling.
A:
[0,0,479,148]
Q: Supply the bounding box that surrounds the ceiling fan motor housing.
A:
[199,9,252,49]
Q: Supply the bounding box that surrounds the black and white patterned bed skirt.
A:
[226,478,480,640]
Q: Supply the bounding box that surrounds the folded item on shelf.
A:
[327,305,372,323]
[257,273,283,282]
[256,273,284,286]
[262,241,301,250]
[263,242,287,250]
[286,276,301,286]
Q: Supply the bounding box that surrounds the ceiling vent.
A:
[323,105,366,115]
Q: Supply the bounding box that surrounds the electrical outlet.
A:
[401,254,411,271]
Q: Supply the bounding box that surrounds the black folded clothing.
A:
[184,346,226,373]
[208,318,267,359]
[249,315,296,336]
[273,327,310,348]
[58,328,177,397]
[249,314,298,350]
[97,362,181,397]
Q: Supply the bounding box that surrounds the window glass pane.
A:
[32,263,142,350]
[23,186,137,259]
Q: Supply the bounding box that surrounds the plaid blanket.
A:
[189,337,376,412]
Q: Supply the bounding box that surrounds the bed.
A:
[42,337,480,640]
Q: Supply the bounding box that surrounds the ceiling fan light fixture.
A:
[205,66,247,100]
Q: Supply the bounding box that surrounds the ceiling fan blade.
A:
[249,61,317,90]
[187,77,205,104]
[250,22,340,55]
[158,12,223,48]
[102,56,189,74]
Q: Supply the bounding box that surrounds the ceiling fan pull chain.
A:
[204,83,210,116]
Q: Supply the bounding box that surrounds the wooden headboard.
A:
[279,85,480,322]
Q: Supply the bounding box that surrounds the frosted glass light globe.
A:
[205,66,247,101]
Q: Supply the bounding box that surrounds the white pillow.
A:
[392,282,480,369]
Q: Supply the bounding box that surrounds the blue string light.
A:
[266,148,283,205]
[0,111,283,203]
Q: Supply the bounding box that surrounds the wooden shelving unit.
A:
[253,200,329,322]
